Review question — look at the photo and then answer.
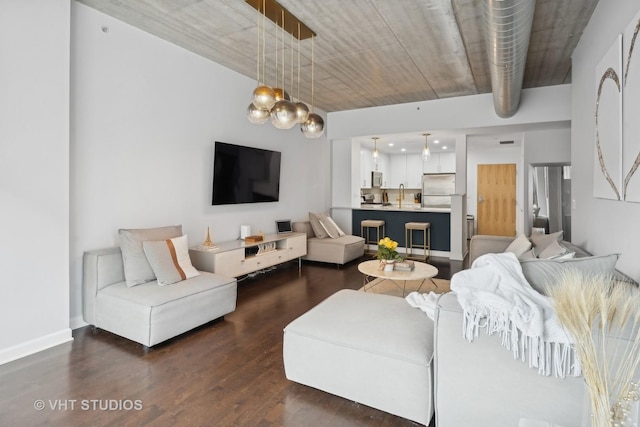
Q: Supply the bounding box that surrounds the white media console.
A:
[189,232,307,278]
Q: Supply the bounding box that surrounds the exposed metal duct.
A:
[483,0,536,118]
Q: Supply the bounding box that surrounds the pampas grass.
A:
[548,271,640,427]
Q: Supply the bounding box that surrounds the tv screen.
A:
[212,141,281,205]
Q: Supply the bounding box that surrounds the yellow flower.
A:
[377,237,400,260]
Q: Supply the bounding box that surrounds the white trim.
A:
[70,315,89,331]
[365,244,450,259]
[0,329,73,366]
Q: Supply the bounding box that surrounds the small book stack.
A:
[394,260,415,271]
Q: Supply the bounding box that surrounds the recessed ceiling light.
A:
[442,146,448,150]
[434,140,440,144]
[401,148,406,152]
[388,143,394,147]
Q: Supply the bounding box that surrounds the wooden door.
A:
[477,164,517,236]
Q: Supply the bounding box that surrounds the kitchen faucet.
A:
[399,183,405,209]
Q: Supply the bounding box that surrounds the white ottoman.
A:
[283,289,434,425]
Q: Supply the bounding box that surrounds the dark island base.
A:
[352,209,451,253]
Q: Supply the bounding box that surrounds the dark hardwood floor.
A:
[0,256,461,427]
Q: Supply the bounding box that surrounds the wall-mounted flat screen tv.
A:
[212,141,281,205]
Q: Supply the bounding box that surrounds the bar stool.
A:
[405,222,431,261]
[360,219,385,254]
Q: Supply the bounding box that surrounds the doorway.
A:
[477,163,517,236]
[531,164,571,240]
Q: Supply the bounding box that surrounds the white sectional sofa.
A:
[283,234,634,426]
[83,246,237,347]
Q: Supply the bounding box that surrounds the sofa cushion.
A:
[520,253,619,294]
[529,230,563,253]
[119,225,183,287]
[99,272,234,307]
[504,234,532,258]
[293,221,315,238]
[143,235,200,285]
[309,212,329,238]
[321,216,347,238]
[537,240,569,259]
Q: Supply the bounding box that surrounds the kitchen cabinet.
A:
[361,149,389,188]
[406,154,424,188]
[376,153,389,187]
[388,154,423,188]
[361,148,373,187]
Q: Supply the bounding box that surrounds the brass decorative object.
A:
[202,227,215,247]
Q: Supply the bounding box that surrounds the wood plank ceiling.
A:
[75,0,599,113]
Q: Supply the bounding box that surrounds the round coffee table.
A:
[357,259,439,297]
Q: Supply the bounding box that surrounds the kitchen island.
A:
[353,205,451,253]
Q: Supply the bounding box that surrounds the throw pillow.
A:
[324,216,346,237]
[529,230,563,253]
[504,234,532,258]
[537,240,568,259]
[309,212,338,239]
[309,212,329,238]
[520,253,619,295]
[518,248,536,260]
[143,235,200,286]
[119,225,183,287]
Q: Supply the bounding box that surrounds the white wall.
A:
[572,0,640,280]
[0,0,72,364]
[522,128,571,235]
[69,3,330,327]
[327,85,571,140]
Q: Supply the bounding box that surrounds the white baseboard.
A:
[365,244,451,259]
[69,315,88,331]
[0,329,73,366]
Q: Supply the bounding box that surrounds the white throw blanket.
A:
[407,252,580,378]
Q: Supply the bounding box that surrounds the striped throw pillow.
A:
[142,235,200,285]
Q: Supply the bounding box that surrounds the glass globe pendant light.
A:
[301,35,324,138]
[247,103,270,124]
[271,10,297,130]
[294,24,310,124]
[372,137,379,160]
[422,133,431,160]
[248,0,275,120]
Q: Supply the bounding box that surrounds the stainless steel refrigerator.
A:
[421,173,455,207]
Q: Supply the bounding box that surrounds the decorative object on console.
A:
[244,235,264,243]
[549,271,640,427]
[257,241,277,254]
[202,227,216,248]
[240,225,251,240]
[276,219,292,234]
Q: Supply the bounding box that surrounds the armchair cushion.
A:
[118,225,183,287]
[142,234,200,285]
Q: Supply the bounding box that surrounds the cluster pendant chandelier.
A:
[246,0,324,138]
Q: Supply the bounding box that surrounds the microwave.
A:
[371,171,383,187]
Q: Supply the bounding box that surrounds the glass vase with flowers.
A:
[377,237,402,271]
